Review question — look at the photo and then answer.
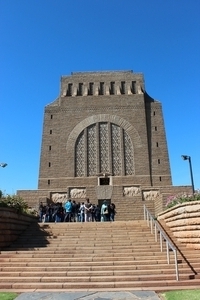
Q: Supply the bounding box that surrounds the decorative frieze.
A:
[123,186,141,197]
[70,188,86,199]
[142,190,160,201]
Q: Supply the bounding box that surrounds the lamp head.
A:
[181,155,189,160]
[0,163,8,168]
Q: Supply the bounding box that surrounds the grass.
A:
[0,293,18,300]
[160,289,200,300]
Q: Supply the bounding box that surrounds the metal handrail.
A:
[143,205,179,281]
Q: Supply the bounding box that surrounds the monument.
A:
[17,70,191,219]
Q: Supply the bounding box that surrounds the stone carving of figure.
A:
[70,188,86,199]
[52,193,68,203]
[143,190,159,201]
[123,186,141,196]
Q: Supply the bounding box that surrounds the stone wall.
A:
[158,201,200,249]
[0,207,37,250]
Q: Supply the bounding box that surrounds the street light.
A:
[181,155,195,195]
[0,163,7,168]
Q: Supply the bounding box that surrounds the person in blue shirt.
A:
[64,199,72,222]
[101,200,109,222]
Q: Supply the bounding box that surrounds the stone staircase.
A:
[0,221,200,291]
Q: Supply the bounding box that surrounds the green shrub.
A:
[165,190,200,209]
[0,191,29,214]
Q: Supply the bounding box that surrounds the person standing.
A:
[64,199,72,222]
[109,203,116,221]
[94,204,101,222]
[79,202,85,222]
[72,200,78,222]
[39,202,45,222]
[101,200,109,222]
[84,198,92,222]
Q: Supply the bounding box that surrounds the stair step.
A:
[1,279,200,290]
[0,273,193,283]
[0,268,192,277]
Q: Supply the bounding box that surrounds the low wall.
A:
[0,207,38,250]
[158,201,200,249]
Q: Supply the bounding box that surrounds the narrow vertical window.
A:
[110,81,115,95]
[49,145,51,151]
[156,142,159,147]
[48,180,50,185]
[51,114,53,119]
[89,82,94,95]
[158,159,160,164]
[99,82,104,95]
[153,111,156,116]
[78,83,83,96]
[131,81,136,94]
[159,176,162,181]
[49,162,51,167]
[155,126,157,131]
[121,81,125,94]
[67,83,73,96]
[50,130,52,134]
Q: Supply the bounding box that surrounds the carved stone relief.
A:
[123,186,141,197]
[51,193,68,203]
[143,190,160,201]
[70,188,86,199]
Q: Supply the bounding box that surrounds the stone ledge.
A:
[158,201,200,249]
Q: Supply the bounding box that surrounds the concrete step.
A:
[0,263,190,271]
[0,259,182,267]
[1,278,200,290]
[0,273,195,283]
[0,249,169,255]
[0,268,192,277]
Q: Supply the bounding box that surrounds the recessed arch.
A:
[66,114,142,177]
[66,114,142,152]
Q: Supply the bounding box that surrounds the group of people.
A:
[39,198,116,223]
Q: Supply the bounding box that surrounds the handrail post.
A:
[155,224,157,242]
[166,241,170,264]
[150,218,153,233]
[174,250,179,281]
[144,205,146,220]
[160,231,163,252]
[143,204,179,281]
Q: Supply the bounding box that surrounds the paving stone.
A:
[14,291,161,300]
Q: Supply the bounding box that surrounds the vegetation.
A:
[160,289,200,300]
[0,292,18,300]
[165,190,200,209]
[0,190,29,214]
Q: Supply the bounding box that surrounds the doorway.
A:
[98,199,111,209]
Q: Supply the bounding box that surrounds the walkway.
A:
[15,291,161,300]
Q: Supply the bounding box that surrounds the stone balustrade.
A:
[0,207,38,250]
[158,201,200,249]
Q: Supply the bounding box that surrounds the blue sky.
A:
[0,0,200,194]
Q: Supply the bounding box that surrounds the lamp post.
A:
[0,163,7,168]
[181,155,195,195]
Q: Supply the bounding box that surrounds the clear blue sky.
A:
[0,0,200,194]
